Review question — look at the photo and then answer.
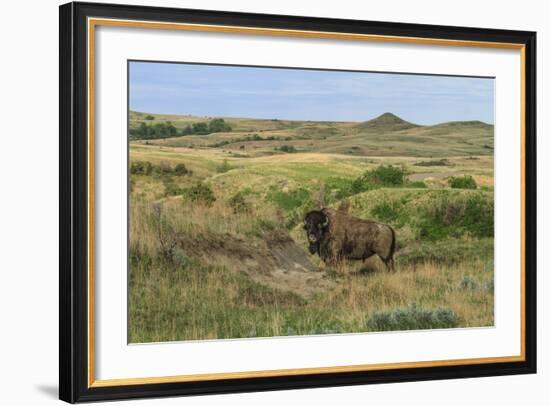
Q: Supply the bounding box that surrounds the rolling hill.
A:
[129,111,493,158]
[355,112,419,131]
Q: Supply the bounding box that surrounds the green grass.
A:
[397,238,494,266]
[269,188,310,211]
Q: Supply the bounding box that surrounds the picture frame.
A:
[59,1,537,403]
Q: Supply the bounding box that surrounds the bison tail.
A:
[388,226,396,264]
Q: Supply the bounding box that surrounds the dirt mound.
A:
[176,229,337,298]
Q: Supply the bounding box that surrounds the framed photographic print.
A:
[59,1,537,403]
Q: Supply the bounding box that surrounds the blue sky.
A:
[129,61,494,125]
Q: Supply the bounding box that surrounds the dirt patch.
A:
[176,229,337,298]
[407,172,453,181]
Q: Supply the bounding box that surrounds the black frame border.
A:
[59,2,536,403]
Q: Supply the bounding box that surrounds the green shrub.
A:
[350,165,406,195]
[278,145,297,153]
[181,125,193,135]
[192,122,209,134]
[182,182,216,206]
[350,176,374,194]
[448,175,477,189]
[461,194,494,237]
[144,114,155,120]
[130,160,153,175]
[365,165,406,186]
[208,118,232,133]
[229,192,250,213]
[367,304,459,332]
[459,276,478,291]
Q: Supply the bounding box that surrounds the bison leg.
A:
[382,256,395,272]
[321,254,338,268]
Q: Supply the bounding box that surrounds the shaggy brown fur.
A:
[304,208,396,271]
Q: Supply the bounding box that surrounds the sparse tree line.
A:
[129,118,232,140]
[130,160,192,176]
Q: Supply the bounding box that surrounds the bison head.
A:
[303,210,329,255]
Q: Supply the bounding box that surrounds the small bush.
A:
[192,122,209,134]
[229,192,250,213]
[459,276,478,291]
[448,175,477,189]
[367,304,459,332]
[130,160,153,175]
[174,163,191,176]
[182,182,216,206]
[144,114,155,120]
[350,165,407,194]
[278,145,297,153]
[216,159,233,173]
[366,165,406,185]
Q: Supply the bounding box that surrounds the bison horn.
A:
[321,217,329,228]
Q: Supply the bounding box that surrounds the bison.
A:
[303,208,396,271]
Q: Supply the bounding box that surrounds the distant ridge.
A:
[356,112,419,131]
[429,120,493,129]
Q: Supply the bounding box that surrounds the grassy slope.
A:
[128,111,494,342]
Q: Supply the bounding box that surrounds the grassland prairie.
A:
[128,111,494,343]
